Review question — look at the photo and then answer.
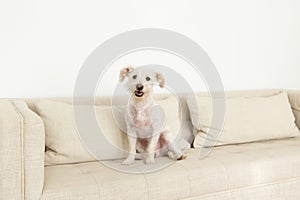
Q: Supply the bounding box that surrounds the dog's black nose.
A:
[136,84,144,91]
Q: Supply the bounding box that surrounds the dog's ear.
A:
[119,65,134,82]
[156,72,165,88]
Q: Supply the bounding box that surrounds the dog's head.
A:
[119,65,165,100]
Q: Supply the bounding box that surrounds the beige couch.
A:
[1,89,300,200]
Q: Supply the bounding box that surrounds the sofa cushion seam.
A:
[73,164,101,200]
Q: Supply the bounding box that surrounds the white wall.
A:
[0,0,300,97]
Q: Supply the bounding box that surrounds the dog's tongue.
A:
[135,90,144,97]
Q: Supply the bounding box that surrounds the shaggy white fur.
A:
[119,65,186,165]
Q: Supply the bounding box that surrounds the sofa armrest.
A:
[0,100,23,200]
[287,90,300,130]
[12,100,45,200]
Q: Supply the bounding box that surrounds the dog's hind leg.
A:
[162,130,187,160]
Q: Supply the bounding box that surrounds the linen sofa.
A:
[1,89,300,200]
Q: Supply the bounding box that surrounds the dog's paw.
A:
[167,151,177,160]
[144,157,155,164]
[177,154,188,160]
[122,158,135,165]
[168,151,188,161]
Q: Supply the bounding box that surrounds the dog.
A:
[119,65,187,165]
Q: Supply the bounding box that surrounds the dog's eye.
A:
[132,75,137,79]
[146,77,151,81]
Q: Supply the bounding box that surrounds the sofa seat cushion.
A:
[41,137,300,200]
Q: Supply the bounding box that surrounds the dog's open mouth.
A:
[134,90,144,97]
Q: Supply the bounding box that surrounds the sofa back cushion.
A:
[187,92,300,147]
[27,94,194,144]
[34,94,186,165]
[35,101,95,165]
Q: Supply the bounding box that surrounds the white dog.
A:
[119,65,187,165]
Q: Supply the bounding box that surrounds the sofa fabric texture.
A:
[1,89,300,200]
[0,100,22,200]
[11,100,45,200]
[0,100,45,200]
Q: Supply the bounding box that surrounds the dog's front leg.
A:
[144,135,160,164]
[122,130,137,165]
